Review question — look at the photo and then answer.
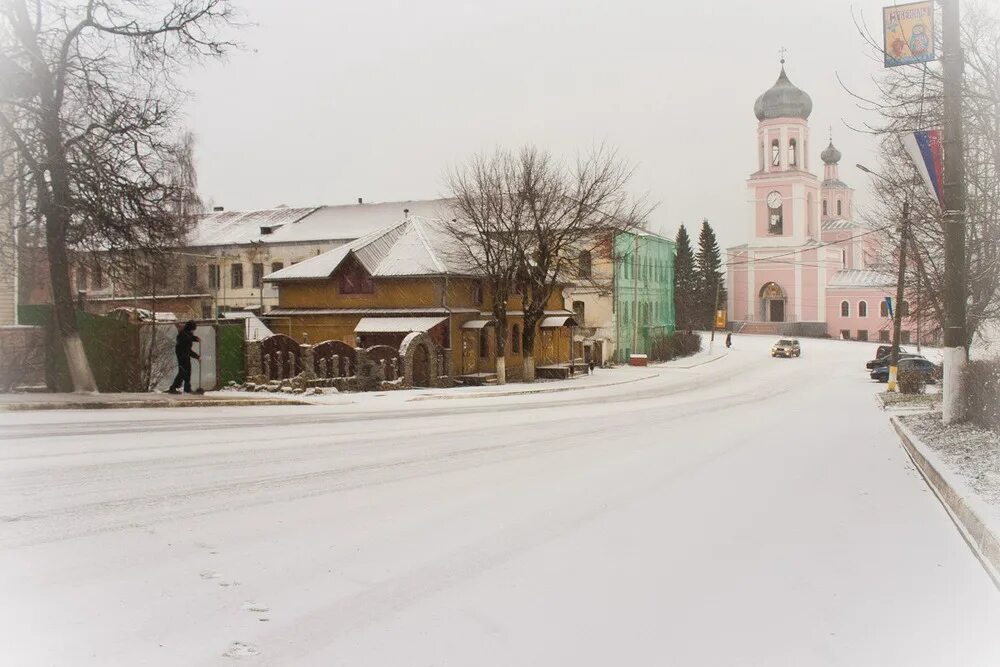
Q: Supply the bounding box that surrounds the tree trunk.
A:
[521,322,538,382]
[495,356,506,384]
[45,211,97,393]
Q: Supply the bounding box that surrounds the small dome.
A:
[821,140,842,164]
[754,65,813,121]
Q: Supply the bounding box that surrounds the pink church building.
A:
[727,62,926,344]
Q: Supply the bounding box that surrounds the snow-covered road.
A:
[2,335,998,666]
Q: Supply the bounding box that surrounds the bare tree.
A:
[444,148,529,384]
[446,145,648,382]
[0,0,235,392]
[848,1,1000,348]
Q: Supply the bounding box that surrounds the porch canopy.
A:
[354,316,447,334]
[540,315,578,328]
[461,319,495,329]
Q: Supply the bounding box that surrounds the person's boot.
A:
[165,388,180,394]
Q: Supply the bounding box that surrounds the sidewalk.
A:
[0,392,310,411]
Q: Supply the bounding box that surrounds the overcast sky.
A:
[183,0,894,251]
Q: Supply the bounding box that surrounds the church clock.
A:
[767,190,783,234]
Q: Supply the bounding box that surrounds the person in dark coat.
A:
[167,320,201,394]
[725,332,733,349]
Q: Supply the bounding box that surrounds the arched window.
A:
[572,300,585,324]
[880,301,889,318]
[759,142,765,170]
[788,138,797,167]
[479,326,489,359]
[577,250,592,279]
[841,301,850,317]
[837,200,843,216]
[771,139,781,166]
[511,324,521,354]
[823,200,828,216]
[858,301,868,317]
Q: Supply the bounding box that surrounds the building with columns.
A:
[727,60,929,344]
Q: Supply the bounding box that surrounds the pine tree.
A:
[673,224,697,330]
[695,219,726,329]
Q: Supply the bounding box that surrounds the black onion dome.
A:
[821,140,842,164]
[753,65,813,121]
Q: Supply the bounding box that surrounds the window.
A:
[75,266,87,290]
[91,263,103,289]
[858,301,868,317]
[511,324,521,354]
[624,254,631,280]
[880,300,889,318]
[252,263,264,289]
[339,264,374,294]
[271,261,284,273]
[479,327,489,359]
[901,330,912,344]
[231,263,244,289]
[857,330,869,341]
[841,329,851,340]
[879,330,891,343]
[771,139,780,166]
[759,142,765,170]
[473,282,484,306]
[842,249,847,266]
[208,264,220,290]
[788,138,797,167]
[578,250,592,279]
[900,301,910,317]
[186,265,198,290]
[840,300,850,317]
[153,264,167,289]
[837,200,843,216]
[823,200,828,216]
[573,300,585,325]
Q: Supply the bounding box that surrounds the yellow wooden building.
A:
[265,216,577,381]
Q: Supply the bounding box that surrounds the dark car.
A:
[870,357,940,383]
[866,347,916,370]
[771,339,801,358]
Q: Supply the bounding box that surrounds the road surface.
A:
[2,335,998,665]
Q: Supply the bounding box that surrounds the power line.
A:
[724,223,894,268]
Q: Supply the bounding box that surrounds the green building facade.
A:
[614,230,676,361]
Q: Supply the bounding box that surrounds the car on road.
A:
[771,339,801,358]
[870,357,940,383]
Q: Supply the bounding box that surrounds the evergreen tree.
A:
[673,224,697,330]
[695,219,727,328]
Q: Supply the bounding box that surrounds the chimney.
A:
[357,197,363,204]
[403,208,410,219]
[213,206,224,212]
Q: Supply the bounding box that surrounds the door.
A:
[770,300,785,322]
[461,331,477,374]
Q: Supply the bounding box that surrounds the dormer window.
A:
[339,262,374,294]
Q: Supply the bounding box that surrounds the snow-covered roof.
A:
[354,316,447,333]
[822,218,863,231]
[828,269,895,289]
[264,216,477,281]
[186,199,455,247]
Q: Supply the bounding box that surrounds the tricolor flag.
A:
[901,129,945,207]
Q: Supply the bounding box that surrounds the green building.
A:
[614,230,676,361]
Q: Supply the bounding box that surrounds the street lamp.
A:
[857,163,910,393]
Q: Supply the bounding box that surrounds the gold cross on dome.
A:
[778,46,787,64]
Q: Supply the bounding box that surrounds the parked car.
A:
[866,350,919,370]
[870,357,940,383]
[771,339,801,358]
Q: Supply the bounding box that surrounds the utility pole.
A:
[941,0,968,423]
[888,200,909,392]
[632,233,639,356]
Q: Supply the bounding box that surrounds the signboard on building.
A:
[883,2,936,67]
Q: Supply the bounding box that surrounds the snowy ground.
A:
[2,334,999,666]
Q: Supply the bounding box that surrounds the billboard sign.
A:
[883,1,936,67]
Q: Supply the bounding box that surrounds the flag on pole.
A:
[901,129,945,207]
[885,296,894,318]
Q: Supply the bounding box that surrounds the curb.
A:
[0,398,311,411]
[408,372,658,402]
[891,416,1000,589]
